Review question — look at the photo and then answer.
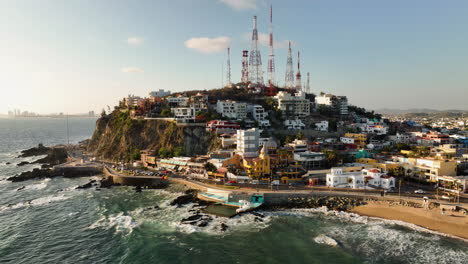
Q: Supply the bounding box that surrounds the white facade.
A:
[125,94,143,108]
[288,139,308,152]
[216,100,247,120]
[326,168,395,190]
[314,121,329,132]
[172,107,196,122]
[284,119,306,130]
[247,104,270,127]
[149,90,170,98]
[274,91,310,118]
[167,96,189,107]
[340,137,355,144]
[236,128,260,157]
[315,94,348,115]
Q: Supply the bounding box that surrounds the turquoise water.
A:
[0,117,467,264]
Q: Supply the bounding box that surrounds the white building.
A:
[340,137,355,144]
[125,94,143,108]
[287,139,308,152]
[284,119,306,130]
[216,100,247,120]
[315,93,348,115]
[236,128,260,157]
[294,151,326,169]
[247,104,270,127]
[326,168,395,190]
[314,121,329,132]
[167,96,189,107]
[172,107,196,122]
[149,90,170,98]
[274,91,310,118]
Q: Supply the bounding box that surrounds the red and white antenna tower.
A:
[241,50,249,83]
[248,16,264,86]
[285,41,294,89]
[267,5,276,86]
[226,47,232,87]
[295,51,302,91]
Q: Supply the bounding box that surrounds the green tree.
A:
[173,146,183,157]
[205,162,217,172]
[131,149,141,161]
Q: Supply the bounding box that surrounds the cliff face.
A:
[87,111,218,161]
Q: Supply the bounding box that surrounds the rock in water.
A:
[220,223,228,232]
[17,144,50,158]
[314,234,338,247]
[17,161,30,166]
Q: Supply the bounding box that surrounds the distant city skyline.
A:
[1,0,468,115]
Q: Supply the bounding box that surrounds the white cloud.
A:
[219,0,257,11]
[121,67,144,73]
[184,36,231,54]
[127,37,144,45]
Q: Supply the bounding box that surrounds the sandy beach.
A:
[351,200,468,240]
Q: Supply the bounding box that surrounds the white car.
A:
[414,189,426,194]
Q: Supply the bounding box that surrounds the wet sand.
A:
[351,201,468,240]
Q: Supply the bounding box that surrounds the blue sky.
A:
[0,0,467,114]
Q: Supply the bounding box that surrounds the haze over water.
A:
[0,118,467,264]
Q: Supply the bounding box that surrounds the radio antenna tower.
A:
[248,16,264,86]
[226,47,232,87]
[267,5,276,86]
[295,51,302,91]
[285,41,294,89]
[306,72,311,94]
[241,50,249,83]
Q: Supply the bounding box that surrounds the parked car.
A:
[251,180,259,185]
[271,180,280,185]
[414,189,426,194]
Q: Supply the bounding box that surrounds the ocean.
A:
[0,117,467,264]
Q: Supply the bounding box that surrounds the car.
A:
[271,180,280,185]
[251,180,259,185]
[414,189,426,194]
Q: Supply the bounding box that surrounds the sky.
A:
[1,0,467,114]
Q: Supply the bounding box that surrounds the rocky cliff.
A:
[87,111,218,161]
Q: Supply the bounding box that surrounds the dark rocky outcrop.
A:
[17,144,50,158]
[170,189,199,207]
[17,161,30,166]
[76,180,97,190]
[8,168,56,182]
[32,147,68,166]
[263,196,366,212]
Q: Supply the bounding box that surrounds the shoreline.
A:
[350,201,468,240]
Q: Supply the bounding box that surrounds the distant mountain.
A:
[375,108,468,115]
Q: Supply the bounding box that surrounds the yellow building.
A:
[344,133,367,147]
[242,147,271,179]
[396,157,458,182]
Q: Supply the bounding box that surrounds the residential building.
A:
[190,93,209,112]
[125,94,143,108]
[206,120,240,133]
[149,90,170,98]
[242,146,271,179]
[216,100,247,120]
[394,156,458,182]
[247,104,270,127]
[172,107,196,123]
[274,91,310,118]
[236,128,260,157]
[315,93,348,115]
[167,96,189,107]
[287,139,308,153]
[314,121,329,132]
[293,151,326,169]
[284,119,306,130]
[326,168,395,190]
[343,133,367,148]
